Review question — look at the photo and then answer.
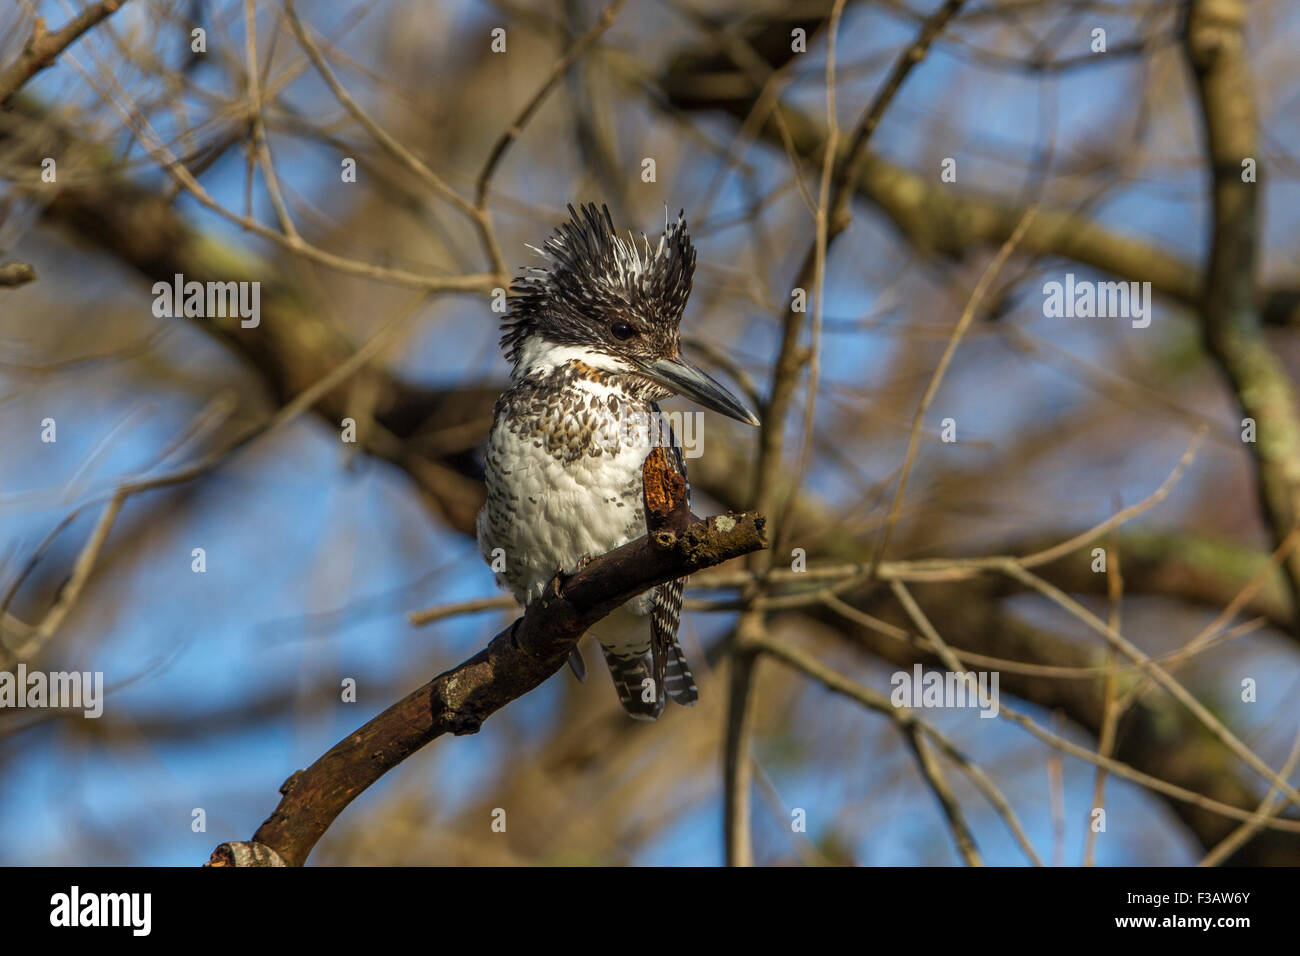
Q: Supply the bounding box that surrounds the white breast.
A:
[477,375,655,616]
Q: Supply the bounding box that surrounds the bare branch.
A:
[475,0,627,210]
[0,0,131,105]
[212,510,768,866]
[1184,0,1300,632]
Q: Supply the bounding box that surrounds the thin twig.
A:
[902,720,984,866]
[1083,524,1122,867]
[408,595,515,627]
[3,293,430,662]
[0,0,131,104]
[281,0,506,277]
[245,0,299,240]
[872,204,1039,571]
[752,632,1042,866]
[1198,722,1300,866]
[475,0,627,210]
[1002,561,1300,812]
[57,44,496,293]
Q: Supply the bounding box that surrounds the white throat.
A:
[512,335,635,381]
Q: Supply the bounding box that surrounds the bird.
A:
[477,202,760,719]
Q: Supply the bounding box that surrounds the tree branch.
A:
[4,98,497,534]
[0,0,131,105]
[209,510,767,866]
[656,0,1300,330]
[1184,0,1300,633]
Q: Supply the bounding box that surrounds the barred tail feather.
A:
[602,648,665,721]
[664,639,698,705]
[651,577,692,707]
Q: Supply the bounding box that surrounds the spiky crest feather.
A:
[501,203,696,370]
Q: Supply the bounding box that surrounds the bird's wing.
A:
[645,427,697,705]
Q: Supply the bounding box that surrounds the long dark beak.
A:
[636,356,761,426]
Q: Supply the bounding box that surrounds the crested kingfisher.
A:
[477,203,760,719]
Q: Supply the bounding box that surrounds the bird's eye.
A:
[610,321,636,340]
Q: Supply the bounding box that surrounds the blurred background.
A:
[2,0,1299,866]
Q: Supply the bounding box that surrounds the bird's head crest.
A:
[501,202,696,372]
